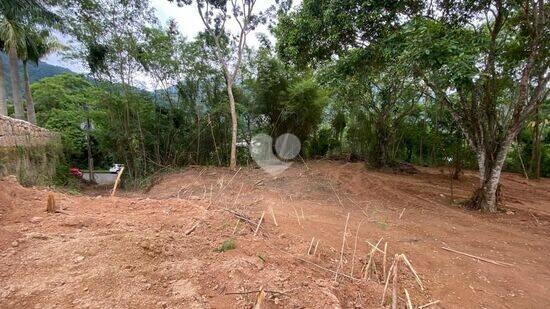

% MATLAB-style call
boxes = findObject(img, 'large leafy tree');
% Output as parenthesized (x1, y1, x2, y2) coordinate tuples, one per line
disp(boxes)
(274, 0, 423, 67)
(320, 44, 422, 167)
(249, 48, 328, 144)
(275, 0, 424, 167)
(403, 0, 548, 212)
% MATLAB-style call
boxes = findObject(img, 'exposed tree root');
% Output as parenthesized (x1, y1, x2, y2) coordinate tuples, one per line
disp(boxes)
(464, 184, 503, 211)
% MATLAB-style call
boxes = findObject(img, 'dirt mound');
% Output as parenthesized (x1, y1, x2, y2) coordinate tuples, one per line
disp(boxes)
(2, 162, 550, 308)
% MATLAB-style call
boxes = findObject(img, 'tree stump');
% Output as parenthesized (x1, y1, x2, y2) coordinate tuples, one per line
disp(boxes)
(46, 193, 56, 213)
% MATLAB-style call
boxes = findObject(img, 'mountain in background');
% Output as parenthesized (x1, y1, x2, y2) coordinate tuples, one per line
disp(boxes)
(1, 53, 74, 99)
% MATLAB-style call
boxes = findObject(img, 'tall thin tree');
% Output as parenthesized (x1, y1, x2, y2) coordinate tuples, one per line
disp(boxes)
(175, 0, 272, 170)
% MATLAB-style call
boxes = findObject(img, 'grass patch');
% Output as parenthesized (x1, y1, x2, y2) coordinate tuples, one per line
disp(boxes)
(214, 239, 236, 253)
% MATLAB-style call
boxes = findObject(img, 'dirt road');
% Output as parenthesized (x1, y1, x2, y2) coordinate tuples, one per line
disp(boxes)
(1, 161, 549, 308)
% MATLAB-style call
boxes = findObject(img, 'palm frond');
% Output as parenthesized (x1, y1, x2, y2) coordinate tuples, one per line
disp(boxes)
(0, 0, 61, 26)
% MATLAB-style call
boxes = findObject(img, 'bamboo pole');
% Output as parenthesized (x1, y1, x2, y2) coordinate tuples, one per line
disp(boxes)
(254, 211, 265, 236)
(334, 213, 350, 281)
(110, 166, 125, 197)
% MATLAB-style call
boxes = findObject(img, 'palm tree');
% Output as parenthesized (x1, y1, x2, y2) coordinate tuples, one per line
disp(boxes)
(22, 30, 64, 124)
(0, 18, 25, 119)
(0, 40, 7, 116)
(0, 0, 60, 120)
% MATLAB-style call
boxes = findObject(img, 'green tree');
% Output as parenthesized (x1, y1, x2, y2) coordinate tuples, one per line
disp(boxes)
(22, 29, 64, 124)
(173, 0, 275, 170)
(0, 0, 60, 120)
(403, 0, 548, 212)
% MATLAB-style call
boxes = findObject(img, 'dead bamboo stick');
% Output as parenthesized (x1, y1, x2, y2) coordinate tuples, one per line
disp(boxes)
(313, 239, 320, 256)
(365, 240, 385, 253)
(110, 166, 125, 197)
(392, 254, 400, 309)
(330, 182, 344, 207)
(399, 208, 406, 219)
(404, 288, 413, 309)
(307, 237, 315, 255)
(254, 211, 265, 236)
(232, 183, 244, 207)
(401, 254, 425, 290)
(382, 242, 388, 282)
(207, 184, 213, 209)
(363, 238, 383, 279)
(269, 207, 278, 226)
(292, 205, 302, 227)
(441, 247, 513, 267)
(350, 220, 364, 277)
(334, 213, 350, 281)
(232, 219, 240, 235)
(184, 221, 200, 235)
(418, 300, 440, 308)
(381, 259, 396, 306)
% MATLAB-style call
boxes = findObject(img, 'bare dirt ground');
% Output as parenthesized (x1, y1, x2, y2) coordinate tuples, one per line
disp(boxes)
(1, 160, 549, 308)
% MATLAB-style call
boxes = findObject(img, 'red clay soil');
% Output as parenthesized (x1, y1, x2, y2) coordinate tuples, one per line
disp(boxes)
(1, 161, 549, 308)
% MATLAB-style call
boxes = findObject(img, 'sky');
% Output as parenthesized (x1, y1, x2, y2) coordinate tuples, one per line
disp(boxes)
(44, 0, 302, 84)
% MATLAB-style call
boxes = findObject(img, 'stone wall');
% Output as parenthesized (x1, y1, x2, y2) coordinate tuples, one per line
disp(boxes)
(0, 115, 58, 147)
(0, 115, 62, 185)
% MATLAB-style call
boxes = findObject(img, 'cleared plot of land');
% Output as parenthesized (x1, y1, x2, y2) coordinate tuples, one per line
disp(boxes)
(1, 161, 549, 308)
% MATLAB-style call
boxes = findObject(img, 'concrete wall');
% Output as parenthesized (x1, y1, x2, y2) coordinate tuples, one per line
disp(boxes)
(82, 172, 117, 185)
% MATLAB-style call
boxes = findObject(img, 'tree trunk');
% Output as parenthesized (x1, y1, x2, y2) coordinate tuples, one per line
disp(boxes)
(196, 111, 201, 164)
(0, 55, 7, 116)
(468, 138, 513, 212)
(8, 47, 24, 120)
(22, 61, 37, 124)
(531, 108, 541, 179)
(226, 81, 238, 171)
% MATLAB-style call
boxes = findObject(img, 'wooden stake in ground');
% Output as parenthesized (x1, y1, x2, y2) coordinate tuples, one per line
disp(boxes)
(269, 207, 278, 226)
(391, 254, 400, 309)
(292, 205, 302, 227)
(307, 237, 315, 255)
(206, 184, 214, 210)
(363, 238, 383, 279)
(334, 213, 350, 281)
(46, 193, 56, 213)
(442, 247, 513, 267)
(110, 166, 125, 197)
(313, 239, 320, 256)
(382, 242, 388, 281)
(253, 286, 266, 309)
(399, 208, 406, 219)
(350, 220, 364, 277)
(381, 259, 396, 306)
(254, 211, 265, 236)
